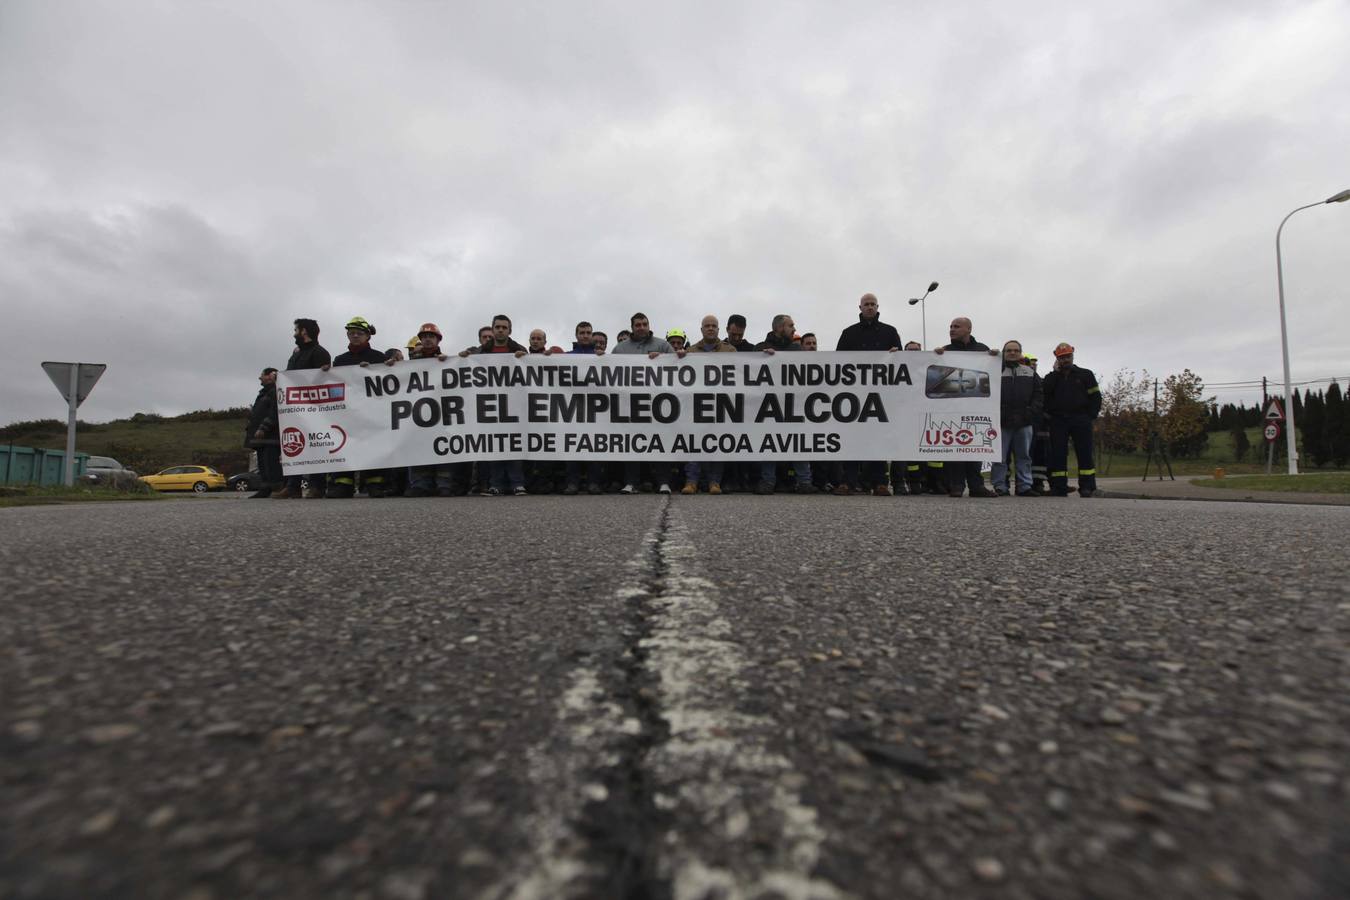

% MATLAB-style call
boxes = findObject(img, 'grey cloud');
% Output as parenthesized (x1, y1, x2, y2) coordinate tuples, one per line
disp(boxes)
(2, 0, 1349, 426)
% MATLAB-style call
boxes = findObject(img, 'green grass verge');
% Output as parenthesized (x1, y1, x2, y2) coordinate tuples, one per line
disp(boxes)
(0, 485, 168, 508)
(1187, 473, 1350, 493)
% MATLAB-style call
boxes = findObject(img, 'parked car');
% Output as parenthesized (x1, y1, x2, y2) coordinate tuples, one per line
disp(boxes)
(139, 465, 227, 493)
(81, 455, 140, 488)
(227, 470, 261, 492)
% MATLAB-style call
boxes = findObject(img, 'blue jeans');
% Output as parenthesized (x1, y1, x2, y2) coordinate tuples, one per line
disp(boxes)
(489, 460, 525, 491)
(760, 462, 811, 488)
(684, 461, 725, 486)
(991, 425, 1033, 493)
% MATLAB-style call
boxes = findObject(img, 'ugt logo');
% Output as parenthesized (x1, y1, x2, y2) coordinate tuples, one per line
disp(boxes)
(281, 427, 306, 458)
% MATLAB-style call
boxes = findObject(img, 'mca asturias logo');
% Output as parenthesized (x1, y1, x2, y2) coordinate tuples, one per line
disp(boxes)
(284, 383, 346, 405)
(919, 413, 998, 453)
(281, 425, 348, 458)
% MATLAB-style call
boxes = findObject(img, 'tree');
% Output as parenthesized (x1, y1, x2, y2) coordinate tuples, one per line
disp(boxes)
(1230, 426, 1251, 463)
(1326, 381, 1347, 467)
(1098, 368, 1152, 457)
(1159, 369, 1211, 458)
(1303, 389, 1327, 467)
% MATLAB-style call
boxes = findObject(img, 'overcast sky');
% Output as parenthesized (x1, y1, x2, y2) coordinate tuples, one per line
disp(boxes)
(2, 0, 1347, 426)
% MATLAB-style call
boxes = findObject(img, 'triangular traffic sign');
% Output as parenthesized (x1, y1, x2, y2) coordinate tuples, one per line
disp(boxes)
(1264, 398, 1284, 421)
(42, 362, 107, 408)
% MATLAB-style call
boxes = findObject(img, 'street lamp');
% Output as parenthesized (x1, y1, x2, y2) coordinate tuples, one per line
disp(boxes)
(907, 281, 940, 348)
(1275, 188, 1350, 475)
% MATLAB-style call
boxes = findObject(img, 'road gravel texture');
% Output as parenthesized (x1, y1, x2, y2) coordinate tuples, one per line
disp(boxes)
(1, 495, 1347, 899)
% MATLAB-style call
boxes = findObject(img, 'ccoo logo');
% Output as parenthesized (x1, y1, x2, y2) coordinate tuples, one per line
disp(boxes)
(281, 427, 306, 457)
(284, 383, 346, 405)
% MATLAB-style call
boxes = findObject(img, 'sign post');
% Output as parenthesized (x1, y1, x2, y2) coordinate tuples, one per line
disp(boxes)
(1262, 399, 1285, 476)
(41, 362, 107, 486)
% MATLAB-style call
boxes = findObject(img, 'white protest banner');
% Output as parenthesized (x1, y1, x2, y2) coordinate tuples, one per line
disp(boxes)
(277, 351, 1001, 474)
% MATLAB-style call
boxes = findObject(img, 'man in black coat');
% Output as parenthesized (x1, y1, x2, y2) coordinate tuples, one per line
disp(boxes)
(245, 367, 281, 498)
(275, 318, 331, 499)
(1042, 342, 1103, 497)
(935, 316, 999, 497)
(324, 316, 390, 498)
(834, 293, 901, 495)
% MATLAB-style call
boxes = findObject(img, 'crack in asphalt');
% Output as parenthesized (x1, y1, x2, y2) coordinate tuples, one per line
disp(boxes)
(573, 498, 675, 900)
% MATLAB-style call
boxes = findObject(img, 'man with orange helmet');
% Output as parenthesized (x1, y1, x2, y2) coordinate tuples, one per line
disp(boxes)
(1042, 342, 1102, 498)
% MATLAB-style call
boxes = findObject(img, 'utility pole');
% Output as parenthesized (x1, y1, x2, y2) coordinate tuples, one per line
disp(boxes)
(1142, 378, 1174, 481)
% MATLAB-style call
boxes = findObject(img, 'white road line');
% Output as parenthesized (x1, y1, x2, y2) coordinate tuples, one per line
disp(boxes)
(503, 662, 641, 900)
(500, 507, 846, 900)
(648, 508, 846, 900)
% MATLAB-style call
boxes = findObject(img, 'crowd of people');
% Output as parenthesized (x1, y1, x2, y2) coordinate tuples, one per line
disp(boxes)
(246, 295, 1102, 500)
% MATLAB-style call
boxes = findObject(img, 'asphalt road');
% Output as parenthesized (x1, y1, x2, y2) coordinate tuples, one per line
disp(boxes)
(2, 494, 1347, 899)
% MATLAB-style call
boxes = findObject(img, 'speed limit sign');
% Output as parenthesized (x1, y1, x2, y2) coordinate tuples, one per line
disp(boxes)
(1264, 422, 1281, 443)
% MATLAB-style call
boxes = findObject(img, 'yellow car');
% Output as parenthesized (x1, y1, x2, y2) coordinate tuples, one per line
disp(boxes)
(139, 465, 227, 493)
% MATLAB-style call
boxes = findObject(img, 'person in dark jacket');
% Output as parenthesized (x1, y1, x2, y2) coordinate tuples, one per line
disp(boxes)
(753, 314, 814, 494)
(1042, 342, 1102, 497)
(324, 316, 390, 498)
(990, 340, 1044, 496)
(834, 293, 902, 495)
(934, 316, 999, 497)
(725, 314, 756, 352)
(564, 322, 606, 494)
(245, 367, 281, 498)
(1023, 353, 1051, 492)
(463, 315, 527, 494)
(276, 318, 331, 499)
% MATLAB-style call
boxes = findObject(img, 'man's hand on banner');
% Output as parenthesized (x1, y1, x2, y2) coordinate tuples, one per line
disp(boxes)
(647, 351, 661, 360)
(320, 364, 331, 370)
(762, 347, 775, 355)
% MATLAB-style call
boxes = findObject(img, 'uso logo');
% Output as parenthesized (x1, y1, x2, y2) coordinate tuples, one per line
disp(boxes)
(284, 383, 346, 404)
(281, 427, 306, 458)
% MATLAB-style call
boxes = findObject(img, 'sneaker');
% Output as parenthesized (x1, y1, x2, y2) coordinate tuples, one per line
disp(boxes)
(1078, 488, 1095, 498)
(248, 489, 273, 499)
(832, 484, 851, 496)
(269, 487, 295, 499)
(620, 484, 636, 495)
(514, 486, 528, 496)
(795, 483, 815, 494)
(968, 487, 998, 498)
(995, 490, 1010, 496)
(681, 483, 698, 495)
(1016, 488, 1042, 497)
(872, 484, 893, 497)
(325, 483, 355, 499)
(483, 487, 503, 496)
(365, 484, 387, 499)
(948, 489, 965, 498)
(588, 483, 604, 495)
(658, 483, 671, 494)
(302, 485, 324, 499)
(708, 483, 722, 495)
(755, 481, 774, 495)
(563, 484, 579, 495)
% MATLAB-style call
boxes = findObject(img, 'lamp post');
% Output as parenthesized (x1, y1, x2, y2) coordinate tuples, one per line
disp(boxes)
(1275, 188, 1350, 475)
(907, 281, 940, 348)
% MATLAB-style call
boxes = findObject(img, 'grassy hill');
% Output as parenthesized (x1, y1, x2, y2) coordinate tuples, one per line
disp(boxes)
(0, 409, 252, 477)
